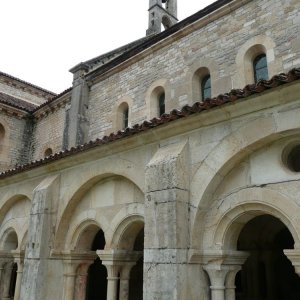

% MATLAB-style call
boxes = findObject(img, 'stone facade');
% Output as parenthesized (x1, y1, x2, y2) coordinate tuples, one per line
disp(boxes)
(1, 0, 300, 299)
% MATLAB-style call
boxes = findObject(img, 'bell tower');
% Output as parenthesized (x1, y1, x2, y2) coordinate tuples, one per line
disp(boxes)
(146, 0, 178, 36)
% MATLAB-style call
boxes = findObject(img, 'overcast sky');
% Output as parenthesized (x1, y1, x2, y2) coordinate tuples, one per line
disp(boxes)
(0, 0, 216, 93)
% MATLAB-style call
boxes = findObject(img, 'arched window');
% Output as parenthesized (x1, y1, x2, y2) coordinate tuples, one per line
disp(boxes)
(158, 92, 165, 116)
(116, 102, 129, 130)
(123, 106, 129, 129)
(253, 54, 268, 82)
(201, 75, 211, 100)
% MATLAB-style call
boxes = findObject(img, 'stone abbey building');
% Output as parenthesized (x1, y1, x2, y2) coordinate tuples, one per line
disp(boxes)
(1, 0, 300, 299)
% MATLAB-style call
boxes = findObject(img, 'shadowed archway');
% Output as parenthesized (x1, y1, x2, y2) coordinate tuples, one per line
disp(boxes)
(235, 215, 300, 300)
(85, 228, 107, 300)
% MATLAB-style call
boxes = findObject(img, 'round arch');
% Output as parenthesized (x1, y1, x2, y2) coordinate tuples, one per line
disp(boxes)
(0, 227, 18, 251)
(198, 188, 300, 251)
(55, 172, 144, 250)
(66, 218, 106, 251)
(234, 35, 277, 88)
(190, 113, 300, 241)
(112, 96, 133, 132)
(185, 57, 219, 103)
(145, 78, 171, 119)
(0, 194, 31, 226)
(110, 212, 144, 250)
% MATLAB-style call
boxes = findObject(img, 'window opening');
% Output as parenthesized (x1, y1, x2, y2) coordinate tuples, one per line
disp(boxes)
(201, 75, 211, 100)
(158, 93, 165, 116)
(123, 107, 129, 129)
(253, 54, 268, 82)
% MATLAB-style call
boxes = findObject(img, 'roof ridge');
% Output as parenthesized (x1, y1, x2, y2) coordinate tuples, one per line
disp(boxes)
(0, 71, 57, 96)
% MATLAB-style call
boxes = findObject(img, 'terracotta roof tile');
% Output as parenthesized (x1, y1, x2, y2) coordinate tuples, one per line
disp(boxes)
(1, 68, 300, 179)
(0, 92, 37, 112)
(31, 87, 72, 113)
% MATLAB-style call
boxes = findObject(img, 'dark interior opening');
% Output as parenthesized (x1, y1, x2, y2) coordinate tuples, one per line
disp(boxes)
(235, 215, 300, 300)
(85, 229, 107, 300)
(9, 263, 17, 298)
(129, 228, 144, 300)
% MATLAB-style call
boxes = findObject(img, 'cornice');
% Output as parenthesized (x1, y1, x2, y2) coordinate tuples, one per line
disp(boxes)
(0, 72, 56, 100)
(33, 91, 71, 120)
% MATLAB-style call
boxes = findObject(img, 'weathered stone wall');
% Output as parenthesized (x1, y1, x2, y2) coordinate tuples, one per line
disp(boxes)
(0, 112, 30, 171)
(0, 80, 300, 299)
(1, 0, 300, 299)
(31, 108, 66, 160)
(87, 0, 300, 140)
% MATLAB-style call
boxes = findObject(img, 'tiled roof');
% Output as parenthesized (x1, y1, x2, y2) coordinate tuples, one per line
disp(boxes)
(31, 87, 72, 113)
(0, 92, 37, 112)
(1, 68, 300, 179)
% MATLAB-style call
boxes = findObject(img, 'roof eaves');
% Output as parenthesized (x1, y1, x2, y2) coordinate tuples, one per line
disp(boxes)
(31, 87, 73, 113)
(0, 71, 57, 97)
(1, 67, 299, 179)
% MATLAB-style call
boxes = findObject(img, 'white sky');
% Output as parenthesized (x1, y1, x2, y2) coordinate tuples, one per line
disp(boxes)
(0, 0, 216, 93)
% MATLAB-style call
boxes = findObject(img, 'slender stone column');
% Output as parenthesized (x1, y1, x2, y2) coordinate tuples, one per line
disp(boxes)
(204, 267, 228, 300)
(225, 267, 241, 300)
(62, 262, 78, 300)
(1, 262, 14, 300)
(14, 261, 24, 300)
(105, 264, 120, 300)
(97, 250, 142, 300)
(119, 263, 136, 300)
(202, 251, 248, 300)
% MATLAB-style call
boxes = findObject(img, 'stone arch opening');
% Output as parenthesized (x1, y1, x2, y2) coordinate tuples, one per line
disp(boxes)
(1, 229, 18, 250)
(110, 217, 144, 300)
(235, 215, 300, 300)
(85, 227, 108, 300)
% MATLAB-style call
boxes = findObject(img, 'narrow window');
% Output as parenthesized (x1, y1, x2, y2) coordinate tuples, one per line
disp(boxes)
(158, 93, 165, 116)
(253, 54, 268, 82)
(201, 75, 211, 100)
(123, 107, 129, 129)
